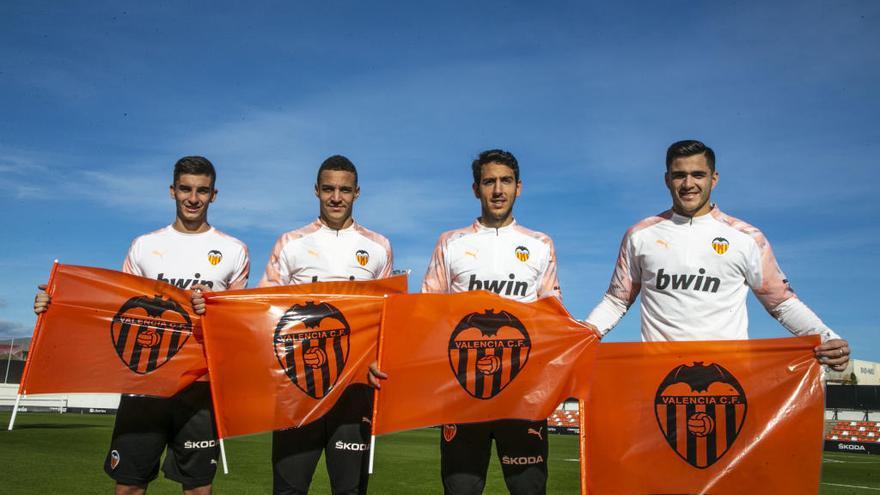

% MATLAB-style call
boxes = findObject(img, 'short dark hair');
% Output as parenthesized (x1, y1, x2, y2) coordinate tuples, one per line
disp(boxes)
(666, 140, 715, 171)
(173, 156, 216, 186)
(317, 155, 358, 185)
(472, 149, 519, 184)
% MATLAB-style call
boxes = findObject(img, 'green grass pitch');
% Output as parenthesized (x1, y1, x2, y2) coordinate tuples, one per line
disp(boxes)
(1, 412, 878, 494)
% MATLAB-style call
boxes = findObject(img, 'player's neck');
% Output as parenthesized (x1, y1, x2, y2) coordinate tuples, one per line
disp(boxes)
(319, 215, 354, 231)
(478, 214, 514, 229)
(172, 218, 211, 234)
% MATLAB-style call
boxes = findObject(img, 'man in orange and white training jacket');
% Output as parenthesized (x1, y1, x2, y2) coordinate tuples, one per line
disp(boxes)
(584, 139, 850, 370)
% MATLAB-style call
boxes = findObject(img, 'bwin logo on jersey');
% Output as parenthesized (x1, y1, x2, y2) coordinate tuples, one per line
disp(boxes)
(711, 237, 729, 255)
(273, 301, 350, 400)
(207, 250, 223, 265)
(448, 309, 531, 400)
(467, 274, 528, 297)
(110, 296, 192, 375)
(655, 268, 720, 293)
(655, 362, 747, 469)
(514, 246, 530, 262)
(158, 273, 215, 290)
(355, 250, 369, 266)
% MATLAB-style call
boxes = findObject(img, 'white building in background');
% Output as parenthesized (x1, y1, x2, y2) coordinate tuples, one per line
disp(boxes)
(827, 359, 880, 385)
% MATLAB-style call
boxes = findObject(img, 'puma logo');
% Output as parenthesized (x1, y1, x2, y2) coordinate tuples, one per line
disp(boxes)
(527, 427, 543, 440)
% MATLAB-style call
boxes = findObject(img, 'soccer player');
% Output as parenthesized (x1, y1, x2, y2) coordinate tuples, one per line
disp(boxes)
(257, 155, 393, 495)
(423, 149, 560, 495)
(584, 139, 850, 370)
(34, 156, 250, 495)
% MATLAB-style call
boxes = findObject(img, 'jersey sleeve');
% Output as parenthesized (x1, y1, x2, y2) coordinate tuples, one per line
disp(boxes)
(228, 244, 250, 290)
(536, 237, 561, 299)
(743, 230, 795, 311)
(121, 238, 143, 276)
(744, 230, 841, 341)
(258, 235, 292, 287)
(421, 236, 450, 294)
(585, 229, 641, 335)
(378, 238, 394, 278)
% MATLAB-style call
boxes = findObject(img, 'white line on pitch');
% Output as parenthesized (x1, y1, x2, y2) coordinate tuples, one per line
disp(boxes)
(821, 482, 880, 491)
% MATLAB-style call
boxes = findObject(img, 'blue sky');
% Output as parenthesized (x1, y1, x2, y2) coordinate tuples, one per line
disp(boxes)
(1, 1, 877, 360)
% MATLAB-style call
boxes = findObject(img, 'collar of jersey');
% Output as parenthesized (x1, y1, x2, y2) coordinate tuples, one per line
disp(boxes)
(669, 205, 721, 226)
(165, 224, 216, 236)
(314, 218, 358, 233)
(473, 218, 517, 233)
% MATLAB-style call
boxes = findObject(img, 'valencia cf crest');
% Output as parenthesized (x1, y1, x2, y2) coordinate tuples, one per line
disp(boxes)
(207, 250, 223, 265)
(355, 250, 369, 266)
(110, 295, 193, 374)
(654, 362, 747, 469)
(711, 237, 729, 255)
(443, 424, 457, 442)
(110, 450, 120, 470)
(273, 301, 351, 399)
(514, 246, 530, 262)
(448, 309, 531, 400)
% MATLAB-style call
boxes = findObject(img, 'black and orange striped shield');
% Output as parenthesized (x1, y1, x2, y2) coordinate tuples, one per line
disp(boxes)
(447, 309, 531, 400)
(273, 301, 351, 399)
(110, 295, 193, 375)
(654, 361, 747, 469)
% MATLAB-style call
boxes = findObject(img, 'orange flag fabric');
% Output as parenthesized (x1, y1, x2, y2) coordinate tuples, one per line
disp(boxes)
(201, 275, 407, 439)
(373, 292, 598, 435)
(21, 263, 206, 397)
(583, 336, 824, 495)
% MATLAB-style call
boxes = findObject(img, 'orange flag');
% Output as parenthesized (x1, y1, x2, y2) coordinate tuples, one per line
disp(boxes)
(373, 292, 598, 435)
(21, 263, 206, 397)
(582, 336, 823, 495)
(201, 275, 407, 439)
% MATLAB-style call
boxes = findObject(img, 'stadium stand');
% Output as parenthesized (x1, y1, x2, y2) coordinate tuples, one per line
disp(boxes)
(825, 420, 880, 443)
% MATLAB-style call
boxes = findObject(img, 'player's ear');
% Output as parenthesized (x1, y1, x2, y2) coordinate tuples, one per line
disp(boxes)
(472, 182, 480, 199)
(314, 183, 320, 199)
(354, 185, 360, 200)
(210, 188, 218, 203)
(711, 171, 719, 189)
(515, 180, 522, 198)
(169, 184, 176, 199)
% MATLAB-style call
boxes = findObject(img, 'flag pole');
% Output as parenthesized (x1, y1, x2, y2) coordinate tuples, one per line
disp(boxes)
(199, 291, 229, 474)
(10, 260, 60, 432)
(219, 438, 229, 474)
(368, 294, 390, 475)
(579, 399, 587, 495)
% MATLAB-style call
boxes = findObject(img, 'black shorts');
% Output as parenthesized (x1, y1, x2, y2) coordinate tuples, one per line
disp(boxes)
(104, 382, 218, 489)
(272, 384, 373, 495)
(440, 419, 548, 495)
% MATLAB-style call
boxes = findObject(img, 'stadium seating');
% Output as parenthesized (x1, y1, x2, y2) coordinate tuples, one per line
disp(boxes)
(548, 409, 580, 428)
(824, 420, 880, 443)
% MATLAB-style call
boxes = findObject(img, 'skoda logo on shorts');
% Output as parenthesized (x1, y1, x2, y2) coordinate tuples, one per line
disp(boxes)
(273, 301, 351, 399)
(654, 361, 747, 469)
(448, 309, 531, 400)
(110, 295, 193, 374)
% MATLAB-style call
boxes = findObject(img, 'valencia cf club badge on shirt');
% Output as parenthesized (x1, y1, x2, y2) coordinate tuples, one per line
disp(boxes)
(654, 361, 747, 469)
(355, 249, 369, 266)
(207, 249, 223, 265)
(443, 424, 457, 442)
(711, 237, 729, 255)
(514, 245, 530, 262)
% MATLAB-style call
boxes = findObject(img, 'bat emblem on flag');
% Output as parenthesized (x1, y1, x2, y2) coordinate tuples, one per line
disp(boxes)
(110, 295, 193, 374)
(654, 361, 747, 469)
(448, 309, 531, 400)
(273, 301, 351, 399)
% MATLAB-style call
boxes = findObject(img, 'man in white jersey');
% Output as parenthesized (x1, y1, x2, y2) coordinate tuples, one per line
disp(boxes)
(257, 155, 392, 495)
(585, 139, 849, 370)
(424, 149, 560, 495)
(34, 156, 249, 495)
